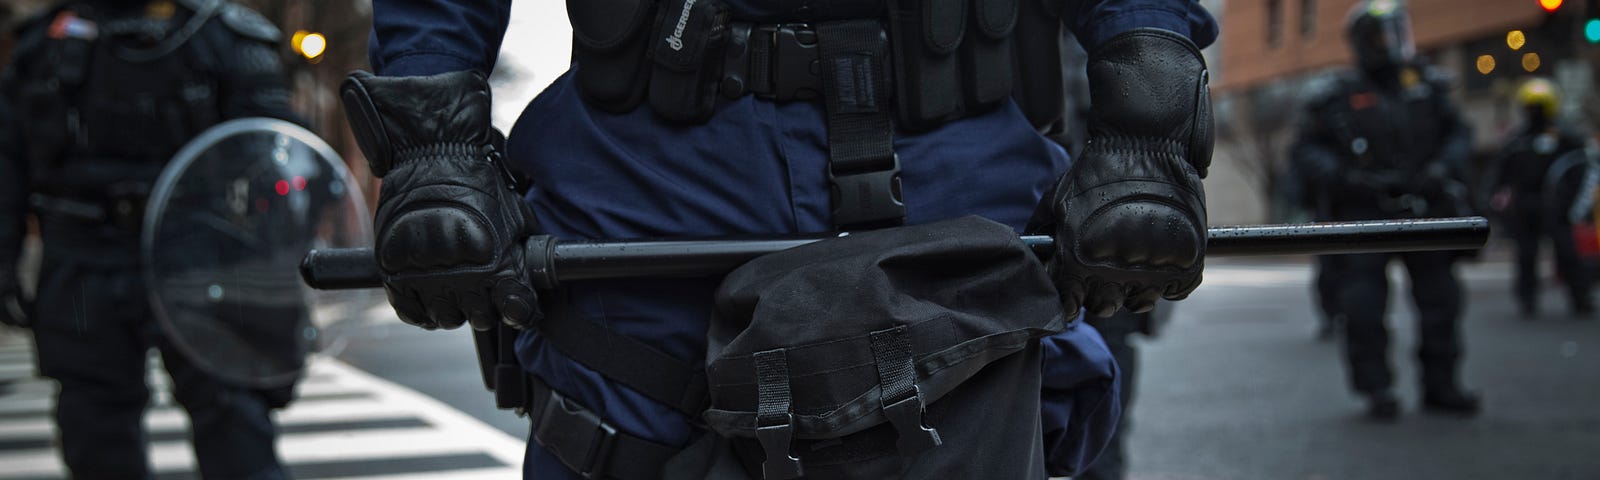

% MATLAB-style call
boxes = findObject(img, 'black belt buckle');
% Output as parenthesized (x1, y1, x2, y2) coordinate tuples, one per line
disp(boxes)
(533, 389, 619, 479)
(770, 23, 821, 101)
(829, 154, 906, 228)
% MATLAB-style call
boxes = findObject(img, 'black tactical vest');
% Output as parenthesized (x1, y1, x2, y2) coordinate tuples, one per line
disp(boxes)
(565, 0, 1068, 133)
(12, 3, 219, 195)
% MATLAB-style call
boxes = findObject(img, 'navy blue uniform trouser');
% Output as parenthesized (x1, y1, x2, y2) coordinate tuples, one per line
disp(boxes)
(1314, 255, 1344, 324)
(1337, 251, 1464, 395)
(1077, 311, 1142, 480)
(30, 251, 289, 480)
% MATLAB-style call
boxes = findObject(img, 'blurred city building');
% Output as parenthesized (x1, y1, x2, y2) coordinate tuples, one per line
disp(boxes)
(10, 1, 1592, 226)
(1206, 0, 1600, 224)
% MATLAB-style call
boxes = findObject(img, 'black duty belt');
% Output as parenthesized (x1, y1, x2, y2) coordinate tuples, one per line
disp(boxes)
(29, 192, 148, 231)
(721, 22, 827, 102)
(526, 374, 682, 480)
(721, 20, 904, 229)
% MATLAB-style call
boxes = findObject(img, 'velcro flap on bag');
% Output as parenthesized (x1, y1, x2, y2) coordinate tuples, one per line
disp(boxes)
(703, 216, 1067, 439)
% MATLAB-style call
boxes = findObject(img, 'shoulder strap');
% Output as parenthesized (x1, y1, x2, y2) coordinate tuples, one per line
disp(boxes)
(817, 20, 904, 230)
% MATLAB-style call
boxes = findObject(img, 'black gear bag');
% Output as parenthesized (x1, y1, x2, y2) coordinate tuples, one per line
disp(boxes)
(664, 216, 1067, 479)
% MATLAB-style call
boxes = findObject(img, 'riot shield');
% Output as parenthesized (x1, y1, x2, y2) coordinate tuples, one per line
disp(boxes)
(143, 118, 373, 388)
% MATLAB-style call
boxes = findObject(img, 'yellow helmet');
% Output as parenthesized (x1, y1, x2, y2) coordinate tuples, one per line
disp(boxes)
(1515, 77, 1560, 121)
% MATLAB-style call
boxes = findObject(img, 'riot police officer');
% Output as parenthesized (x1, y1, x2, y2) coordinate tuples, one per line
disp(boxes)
(1289, 145, 1349, 341)
(1291, 0, 1479, 421)
(1490, 77, 1594, 318)
(0, 0, 300, 477)
(347, 0, 1216, 478)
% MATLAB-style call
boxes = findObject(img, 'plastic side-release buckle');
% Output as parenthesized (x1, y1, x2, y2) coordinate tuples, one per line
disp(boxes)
(883, 384, 942, 455)
(771, 23, 821, 102)
(756, 413, 804, 479)
(533, 390, 619, 479)
(829, 154, 906, 228)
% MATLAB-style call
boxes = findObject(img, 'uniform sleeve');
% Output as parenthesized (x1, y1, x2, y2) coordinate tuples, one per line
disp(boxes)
(1038, 319, 1122, 477)
(368, 0, 513, 77)
(1059, 0, 1218, 51)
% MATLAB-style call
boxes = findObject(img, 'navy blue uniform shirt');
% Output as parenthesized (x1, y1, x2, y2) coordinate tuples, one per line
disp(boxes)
(367, 2, 1217, 478)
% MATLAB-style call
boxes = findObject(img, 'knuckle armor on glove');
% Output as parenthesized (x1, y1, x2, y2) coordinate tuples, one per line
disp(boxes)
(1037, 28, 1211, 318)
(340, 70, 541, 331)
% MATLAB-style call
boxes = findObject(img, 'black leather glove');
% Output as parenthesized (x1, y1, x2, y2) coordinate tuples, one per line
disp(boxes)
(341, 70, 540, 331)
(1031, 29, 1210, 318)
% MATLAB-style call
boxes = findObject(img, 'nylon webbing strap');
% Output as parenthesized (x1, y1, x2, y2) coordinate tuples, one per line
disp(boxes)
(525, 374, 681, 480)
(539, 300, 709, 416)
(754, 348, 803, 479)
(870, 324, 942, 454)
(816, 20, 904, 229)
(755, 349, 793, 426)
(869, 325, 916, 405)
(749, 29, 774, 99)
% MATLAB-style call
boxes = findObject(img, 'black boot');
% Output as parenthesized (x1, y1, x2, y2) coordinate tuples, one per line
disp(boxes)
(1422, 388, 1481, 417)
(1365, 391, 1400, 422)
(1317, 314, 1345, 341)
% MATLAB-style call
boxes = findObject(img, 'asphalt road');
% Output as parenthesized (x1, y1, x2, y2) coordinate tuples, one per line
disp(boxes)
(1128, 257, 1600, 480)
(333, 256, 1600, 479)
(330, 315, 531, 441)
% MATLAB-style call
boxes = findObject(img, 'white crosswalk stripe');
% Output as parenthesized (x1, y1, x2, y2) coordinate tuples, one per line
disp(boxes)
(0, 330, 525, 479)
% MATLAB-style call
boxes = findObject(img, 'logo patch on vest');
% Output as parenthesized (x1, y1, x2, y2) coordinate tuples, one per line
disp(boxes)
(48, 12, 98, 40)
(664, 0, 697, 51)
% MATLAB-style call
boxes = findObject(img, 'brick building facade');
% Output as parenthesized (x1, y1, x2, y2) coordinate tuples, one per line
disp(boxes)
(1203, 0, 1600, 224)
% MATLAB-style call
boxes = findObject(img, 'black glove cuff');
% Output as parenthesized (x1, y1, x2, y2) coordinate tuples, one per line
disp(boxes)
(341, 72, 394, 177)
(340, 70, 495, 178)
(1087, 28, 1213, 177)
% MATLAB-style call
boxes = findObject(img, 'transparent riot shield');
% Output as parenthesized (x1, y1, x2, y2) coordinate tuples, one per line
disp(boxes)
(143, 118, 373, 388)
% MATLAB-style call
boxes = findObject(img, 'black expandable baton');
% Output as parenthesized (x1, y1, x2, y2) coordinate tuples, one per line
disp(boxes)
(301, 217, 1491, 290)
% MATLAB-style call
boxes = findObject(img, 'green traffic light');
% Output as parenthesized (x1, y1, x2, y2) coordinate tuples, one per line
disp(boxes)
(1587, 18, 1600, 43)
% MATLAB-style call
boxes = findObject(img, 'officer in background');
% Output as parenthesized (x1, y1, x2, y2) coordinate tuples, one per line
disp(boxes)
(1283, 119, 1347, 341)
(1489, 77, 1594, 318)
(0, 0, 300, 477)
(1078, 307, 1168, 480)
(1291, 0, 1479, 421)
(1289, 149, 1349, 341)
(348, 0, 1216, 478)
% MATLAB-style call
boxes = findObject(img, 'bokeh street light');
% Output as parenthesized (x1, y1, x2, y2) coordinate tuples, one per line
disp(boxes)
(291, 30, 327, 63)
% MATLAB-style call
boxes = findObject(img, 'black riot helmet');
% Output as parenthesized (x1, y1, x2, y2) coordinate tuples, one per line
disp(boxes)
(1345, 0, 1415, 80)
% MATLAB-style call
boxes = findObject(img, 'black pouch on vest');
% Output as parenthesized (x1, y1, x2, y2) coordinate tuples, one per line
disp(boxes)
(887, 0, 966, 131)
(1010, 0, 1065, 132)
(648, 0, 731, 124)
(569, 0, 658, 113)
(19, 32, 94, 173)
(960, 0, 1015, 114)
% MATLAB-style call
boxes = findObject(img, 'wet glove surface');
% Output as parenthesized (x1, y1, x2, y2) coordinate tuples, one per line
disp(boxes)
(1031, 29, 1211, 318)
